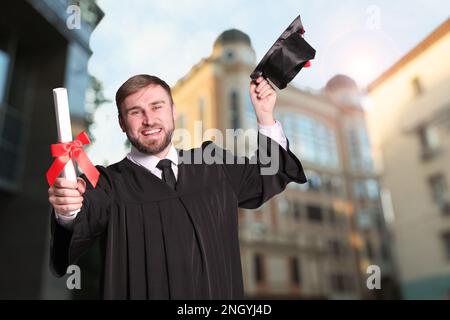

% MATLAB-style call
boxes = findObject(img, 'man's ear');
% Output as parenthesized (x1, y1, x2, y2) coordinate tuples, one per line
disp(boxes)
(118, 114, 126, 132)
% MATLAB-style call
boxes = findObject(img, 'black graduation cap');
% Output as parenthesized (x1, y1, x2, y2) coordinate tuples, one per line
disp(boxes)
(250, 15, 316, 90)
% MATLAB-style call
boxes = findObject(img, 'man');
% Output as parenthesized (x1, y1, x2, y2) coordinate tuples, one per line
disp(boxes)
(48, 74, 307, 299)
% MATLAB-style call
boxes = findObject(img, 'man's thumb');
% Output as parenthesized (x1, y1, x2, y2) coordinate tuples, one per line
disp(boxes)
(77, 177, 87, 194)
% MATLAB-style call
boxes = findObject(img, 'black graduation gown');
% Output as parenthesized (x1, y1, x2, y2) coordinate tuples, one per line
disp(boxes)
(50, 134, 307, 299)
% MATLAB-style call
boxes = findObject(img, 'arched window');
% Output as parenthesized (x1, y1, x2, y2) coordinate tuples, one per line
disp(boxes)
(230, 90, 240, 129)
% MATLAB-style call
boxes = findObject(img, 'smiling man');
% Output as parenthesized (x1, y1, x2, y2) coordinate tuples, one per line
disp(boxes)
(48, 74, 307, 299)
(118, 78, 176, 157)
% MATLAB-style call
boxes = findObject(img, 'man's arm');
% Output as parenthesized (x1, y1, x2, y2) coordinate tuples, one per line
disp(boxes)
(48, 168, 112, 277)
(250, 76, 277, 126)
(258, 120, 287, 151)
(54, 210, 79, 230)
(252, 76, 288, 150)
(218, 77, 307, 209)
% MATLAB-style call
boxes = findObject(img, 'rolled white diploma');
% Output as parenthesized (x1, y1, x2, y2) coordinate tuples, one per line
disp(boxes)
(52, 88, 77, 183)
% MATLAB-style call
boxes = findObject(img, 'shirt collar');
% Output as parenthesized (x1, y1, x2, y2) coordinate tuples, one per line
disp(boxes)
(128, 144, 178, 172)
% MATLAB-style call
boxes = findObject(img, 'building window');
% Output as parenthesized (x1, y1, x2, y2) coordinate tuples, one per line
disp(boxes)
(330, 273, 354, 293)
(357, 208, 372, 229)
(329, 207, 337, 224)
(381, 242, 391, 262)
(306, 170, 321, 191)
(429, 173, 450, 214)
(0, 30, 11, 105)
(330, 274, 347, 293)
(225, 50, 234, 61)
(412, 76, 423, 96)
(279, 113, 339, 168)
(353, 180, 367, 199)
(331, 176, 344, 197)
(2, 110, 23, 146)
(420, 126, 439, 149)
(300, 116, 339, 167)
(0, 145, 19, 183)
(322, 175, 333, 194)
(329, 239, 342, 259)
(0, 50, 10, 104)
(366, 179, 380, 199)
(365, 240, 374, 260)
(198, 97, 205, 125)
(441, 232, 450, 261)
(254, 254, 264, 283)
(0, 30, 27, 190)
(374, 210, 386, 232)
(306, 205, 323, 222)
(347, 126, 373, 172)
(353, 179, 379, 200)
(292, 201, 301, 221)
(277, 196, 289, 217)
(419, 125, 440, 160)
(230, 90, 240, 129)
(291, 257, 301, 285)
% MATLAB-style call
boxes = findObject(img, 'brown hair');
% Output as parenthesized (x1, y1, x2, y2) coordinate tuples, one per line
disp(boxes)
(115, 74, 174, 115)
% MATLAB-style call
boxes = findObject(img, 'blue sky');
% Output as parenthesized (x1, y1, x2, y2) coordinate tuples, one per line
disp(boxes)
(86, 0, 449, 165)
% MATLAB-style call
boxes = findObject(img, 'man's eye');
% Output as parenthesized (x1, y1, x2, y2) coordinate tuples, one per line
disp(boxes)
(130, 110, 140, 115)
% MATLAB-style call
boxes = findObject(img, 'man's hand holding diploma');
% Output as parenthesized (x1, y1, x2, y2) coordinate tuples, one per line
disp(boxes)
(48, 177, 86, 215)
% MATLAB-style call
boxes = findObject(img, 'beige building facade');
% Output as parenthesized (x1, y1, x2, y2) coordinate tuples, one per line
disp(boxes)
(367, 18, 450, 299)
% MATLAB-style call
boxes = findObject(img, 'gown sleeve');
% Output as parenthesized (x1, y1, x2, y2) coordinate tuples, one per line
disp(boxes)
(49, 165, 112, 277)
(218, 132, 308, 209)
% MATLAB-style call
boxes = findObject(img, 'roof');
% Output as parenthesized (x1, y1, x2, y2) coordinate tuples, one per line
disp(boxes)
(213, 29, 251, 47)
(368, 18, 450, 92)
(325, 74, 358, 91)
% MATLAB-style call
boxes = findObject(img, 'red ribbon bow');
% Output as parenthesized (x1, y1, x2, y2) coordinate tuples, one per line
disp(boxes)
(46, 131, 99, 188)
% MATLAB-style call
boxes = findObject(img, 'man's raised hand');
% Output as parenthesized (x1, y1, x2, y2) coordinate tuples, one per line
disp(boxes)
(249, 76, 277, 126)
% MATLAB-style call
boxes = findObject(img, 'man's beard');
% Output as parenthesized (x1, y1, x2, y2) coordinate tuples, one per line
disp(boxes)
(127, 123, 174, 155)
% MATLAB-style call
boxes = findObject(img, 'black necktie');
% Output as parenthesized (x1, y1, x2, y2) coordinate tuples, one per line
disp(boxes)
(156, 159, 176, 190)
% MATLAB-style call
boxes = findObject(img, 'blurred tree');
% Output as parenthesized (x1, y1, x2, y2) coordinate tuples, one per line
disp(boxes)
(84, 75, 111, 144)
(70, 0, 103, 28)
(124, 137, 131, 149)
(85, 75, 130, 150)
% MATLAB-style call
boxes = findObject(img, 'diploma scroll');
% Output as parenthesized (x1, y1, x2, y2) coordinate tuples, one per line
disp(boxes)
(52, 88, 77, 183)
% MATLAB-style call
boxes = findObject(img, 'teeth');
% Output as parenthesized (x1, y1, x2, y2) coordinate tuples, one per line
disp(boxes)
(142, 128, 161, 135)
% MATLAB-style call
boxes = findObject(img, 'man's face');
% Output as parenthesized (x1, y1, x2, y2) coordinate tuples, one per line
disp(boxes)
(119, 84, 176, 156)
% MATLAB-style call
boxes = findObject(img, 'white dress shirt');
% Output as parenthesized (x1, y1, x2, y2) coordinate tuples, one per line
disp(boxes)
(55, 121, 287, 228)
(126, 142, 179, 181)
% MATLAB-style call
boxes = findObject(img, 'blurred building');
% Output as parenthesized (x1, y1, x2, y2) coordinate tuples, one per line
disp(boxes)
(367, 18, 450, 299)
(0, 0, 103, 299)
(172, 29, 397, 299)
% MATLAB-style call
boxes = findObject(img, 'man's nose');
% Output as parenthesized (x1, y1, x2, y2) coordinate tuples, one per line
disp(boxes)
(142, 111, 155, 126)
